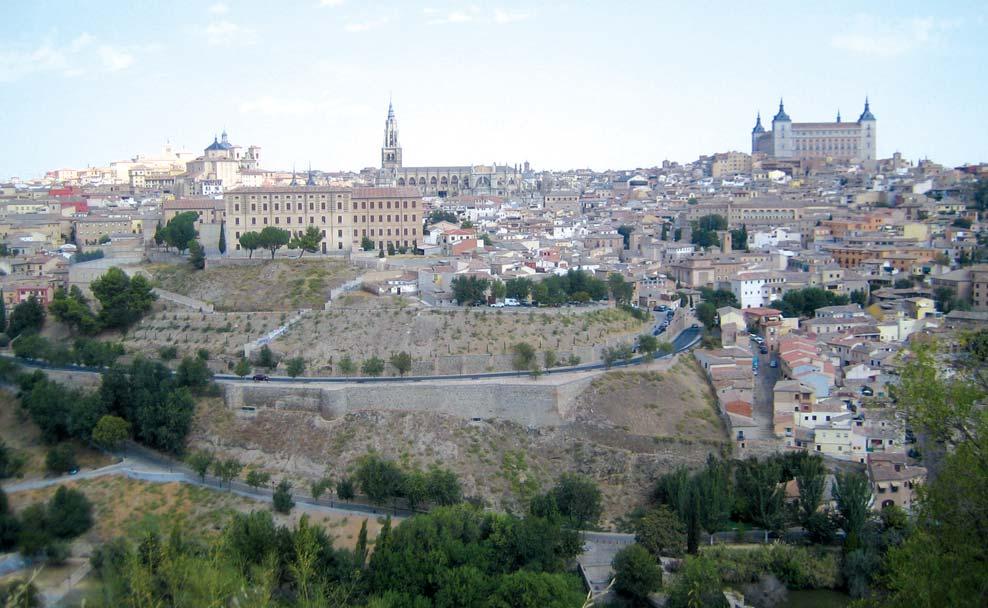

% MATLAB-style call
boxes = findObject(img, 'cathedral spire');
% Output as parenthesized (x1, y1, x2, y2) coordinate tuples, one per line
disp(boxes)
(290, 163, 298, 187)
(858, 96, 875, 121)
(752, 111, 765, 134)
(306, 162, 315, 186)
(773, 98, 790, 122)
(836, 109, 841, 123)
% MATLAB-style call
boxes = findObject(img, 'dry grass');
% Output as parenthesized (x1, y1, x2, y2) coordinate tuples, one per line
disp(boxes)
(148, 259, 360, 311)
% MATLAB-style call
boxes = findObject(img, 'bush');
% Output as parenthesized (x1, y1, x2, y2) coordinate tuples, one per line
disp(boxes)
(158, 346, 178, 361)
(47, 486, 94, 539)
(612, 544, 663, 603)
(91, 415, 130, 450)
(701, 544, 840, 590)
(272, 479, 294, 513)
(45, 444, 77, 475)
(336, 477, 356, 501)
(636, 506, 687, 558)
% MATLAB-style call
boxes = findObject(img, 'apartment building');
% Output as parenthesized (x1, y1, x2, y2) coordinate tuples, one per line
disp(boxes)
(225, 185, 422, 254)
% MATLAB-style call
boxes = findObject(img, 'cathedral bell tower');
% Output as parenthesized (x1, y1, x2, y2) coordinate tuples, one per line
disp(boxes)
(381, 100, 402, 170)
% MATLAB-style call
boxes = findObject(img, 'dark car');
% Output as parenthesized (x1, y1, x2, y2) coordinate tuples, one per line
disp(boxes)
(252, 374, 270, 382)
(759, 346, 768, 354)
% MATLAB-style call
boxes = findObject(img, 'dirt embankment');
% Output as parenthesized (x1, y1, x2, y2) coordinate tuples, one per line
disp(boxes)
(191, 357, 728, 525)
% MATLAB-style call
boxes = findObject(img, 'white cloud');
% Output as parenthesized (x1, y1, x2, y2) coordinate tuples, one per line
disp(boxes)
(831, 15, 958, 57)
(494, 8, 531, 24)
(0, 33, 142, 82)
(98, 45, 135, 71)
(203, 20, 256, 45)
(208, 2, 229, 14)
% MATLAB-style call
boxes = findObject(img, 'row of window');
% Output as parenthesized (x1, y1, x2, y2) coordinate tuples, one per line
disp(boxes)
(233, 215, 418, 227)
(233, 200, 417, 213)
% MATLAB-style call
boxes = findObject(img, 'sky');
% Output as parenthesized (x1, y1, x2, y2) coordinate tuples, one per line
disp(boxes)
(1, 0, 986, 179)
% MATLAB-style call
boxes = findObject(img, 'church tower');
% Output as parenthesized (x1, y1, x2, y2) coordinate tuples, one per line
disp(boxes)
(381, 100, 402, 170)
(771, 98, 792, 158)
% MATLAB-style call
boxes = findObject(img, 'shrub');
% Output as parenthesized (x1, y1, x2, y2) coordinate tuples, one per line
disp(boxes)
(45, 444, 77, 475)
(612, 544, 662, 602)
(158, 346, 178, 361)
(273, 479, 294, 513)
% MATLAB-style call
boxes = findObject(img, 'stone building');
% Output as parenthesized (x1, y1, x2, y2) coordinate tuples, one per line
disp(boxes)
(751, 99, 877, 162)
(375, 101, 528, 198)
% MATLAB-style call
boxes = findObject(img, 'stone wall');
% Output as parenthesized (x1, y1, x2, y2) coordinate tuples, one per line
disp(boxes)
(223, 375, 596, 427)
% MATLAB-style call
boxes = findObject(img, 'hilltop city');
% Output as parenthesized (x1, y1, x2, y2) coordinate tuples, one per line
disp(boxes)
(0, 95, 986, 607)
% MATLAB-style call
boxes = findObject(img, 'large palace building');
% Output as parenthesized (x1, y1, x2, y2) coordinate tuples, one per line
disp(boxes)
(376, 101, 528, 198)
(225, 184, 423, 254)
(751, 99, 876, 162)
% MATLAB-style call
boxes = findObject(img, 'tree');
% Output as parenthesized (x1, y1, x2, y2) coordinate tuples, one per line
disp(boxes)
(636, 506, 686, 558)
(698, 287, 739, 309)
(176, 356, 213, 391)
(617, 225, 634, 249)
(505, 277, 532, 301)
(426, 467, 462, 506)
(188, 240, 206, 269)
(771, 287, 849, 318)
(45, 444, 77, 474)
(511, 342, 537, 372)
(451, 275, 490, 305)
(288, 226, 323, 258)
(213, 458, 243, 488)
(187, 451, 214, 482)
(7, 295, 45, 338)
(833, 470, 872, 550)
(612, 544, 662, 605)
(245, 468, 271, 490)
(234, 357, 251, 378)
(310, 477, 331, 501)
(218, 222, 226, 255)
(490, 279, 506, 300)
(850, 289, 868, 307)
(0, 295, 5, 333)
(794, 454, 826, 524)
(161, 211, 198, 253)
(336, 477, 356, 501)
(285, 356, 305, 378)
(258, 226, 291, 259)
(47, 486, 93, 539)
(730, 224, 748, 250)
(272, 479, 294, 513)
(736, 457, 785, 531)
(92, 415, 130, 450)
(337, 355, 355, 376)
(355, 454, 404, 504)
(361, 236, 375, 251)
(639, 334, 659, 359)
(361, 356, 385, 377)
(543, 349, 558, 369)
(91, 268, 156, 330)
(256, 345, 276, 369)
(48, 286, 98, 335)
(544, 473, 603, 528)
(402, 470, 429, 510)
(389, 352, 412, 376)
(696, 302, 717, 330)
(238, 231, 260, 258)
(608, 273, 634, 305)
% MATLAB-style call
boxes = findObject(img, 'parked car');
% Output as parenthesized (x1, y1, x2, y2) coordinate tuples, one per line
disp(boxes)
(490, 302, 505, 308)
(252, 374, 270, 382)
(862, 386, 874, 396)
(759, 346, 768, 354)
(770, 359, 778, 368)
(505, 298, 520, 306)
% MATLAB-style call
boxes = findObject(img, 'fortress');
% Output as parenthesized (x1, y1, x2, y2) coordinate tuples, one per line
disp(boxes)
(751, 98, 876, 162)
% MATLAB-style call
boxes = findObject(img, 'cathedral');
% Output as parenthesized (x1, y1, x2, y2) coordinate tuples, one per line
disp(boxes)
(751, 99, 876, 162)
(376, 101, 529, 198)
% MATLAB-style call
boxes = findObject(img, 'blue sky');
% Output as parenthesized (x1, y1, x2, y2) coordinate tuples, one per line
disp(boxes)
(1, 0, 985, 179)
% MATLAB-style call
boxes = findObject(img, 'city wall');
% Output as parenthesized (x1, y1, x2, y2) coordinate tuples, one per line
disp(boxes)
(222, 375, 595, 427)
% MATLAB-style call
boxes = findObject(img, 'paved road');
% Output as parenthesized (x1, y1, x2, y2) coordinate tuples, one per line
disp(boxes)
(0, 327, 703, 385)
(749, 345, 780, 440)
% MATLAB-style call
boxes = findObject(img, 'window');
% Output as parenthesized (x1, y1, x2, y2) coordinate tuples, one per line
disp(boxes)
(338, 230, 343, 237)
(338, 216, 342, 224)
(251, 217, 256, 225)
(337, 202, 342, 210)
(235, 218, 240, 225)
(276, 217, 281, 225)
(321, 216, 326, 223)
(235, 204, 240, 211)
(262, 218, 268, 225)
(251, 203, 256, 211)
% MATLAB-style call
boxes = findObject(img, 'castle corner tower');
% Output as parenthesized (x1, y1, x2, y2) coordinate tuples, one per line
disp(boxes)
(381, 100, 402, 170)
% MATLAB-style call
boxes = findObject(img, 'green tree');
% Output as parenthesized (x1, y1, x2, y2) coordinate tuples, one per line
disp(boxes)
(543, 349, 558, 369)
(256, 345, 276, 369)
(48, 286, 98, 335)
(213, 458, 243, 488)
(612, 544, 662, 605)
(608, 273, 634, 305)
(337, 355, 355, 376)
(426, 467, 462, 506)
(161, 211, 198, 253)
(491, 279, 506, 300)
(696, 302, 717, 329)
(310, 477, 331, 501)
(402, 470, 429, 510)
(771, 287, 850, 318)
(238, 231, 260, 258)
(218, 221, 226, 254)
(543, 473, 602, 528)
(47, 486, 93, 539)
(336, 476, 356, 501)
(91, 415, 130, 450)
(505, 277, 532, 301)
(90, 267, 156, 330)
(245, 468, 271, 490)
(736, 457, 785, 531)
(188, 239, 205, 269)
(451, 275, 490, 305)
(361, 236, 375, 251)
(355, 454, 404, 504)
(361, 356, 385, 377)
(511, 342, 537, 372)
(288, 225, 324, 258)
(794, 454, 826, 524)
(258, 226, 291, 259)
(234, 357, 251, 378)
(639, 333, 659, 359)
(666, 556, 728, 608)
(850, 289, 868, 307)
(0, 295, 6, 333)
(636, 506, 686, 558)
(272, 479, 294, 513)
(7, 295, 45, 338)
(175, 356, 213, 391)
(832, 471, 872, 551)
(45, 443, 77, 474)
(617, 225, 634, 249)
(389, 351, 412, 376)
(285, 356, 306, 378)
(187, 450, 214, 482)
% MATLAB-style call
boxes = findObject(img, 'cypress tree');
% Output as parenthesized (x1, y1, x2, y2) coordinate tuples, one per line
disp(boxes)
(218, 222, 227, 255)
(0, 292, 6, 333)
